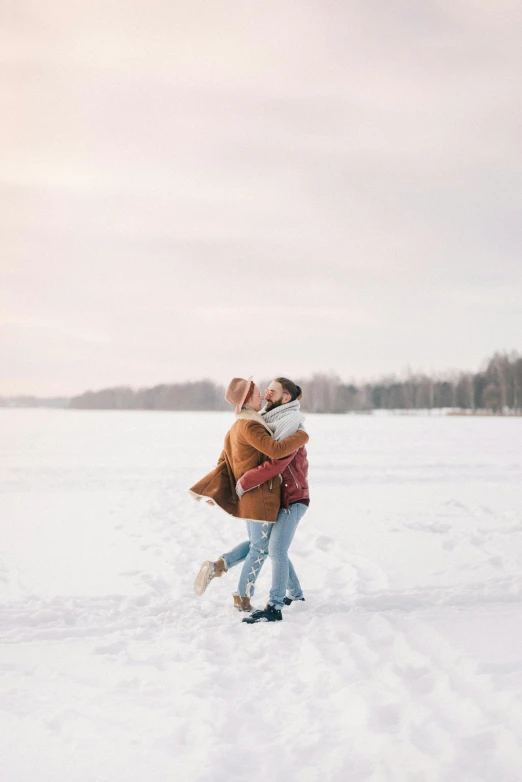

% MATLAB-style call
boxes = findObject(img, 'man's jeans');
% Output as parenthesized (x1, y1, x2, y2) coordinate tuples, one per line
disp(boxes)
(269, 502, 307, 609)
(221, 521, 271, 597)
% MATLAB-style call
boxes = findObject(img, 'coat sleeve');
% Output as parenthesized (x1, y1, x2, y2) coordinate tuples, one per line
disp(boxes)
(239, 453, 296, 492)
(242, 422, 308, 459)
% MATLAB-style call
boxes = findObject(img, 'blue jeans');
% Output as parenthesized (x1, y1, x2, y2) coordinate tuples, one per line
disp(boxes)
(268, 503, 307, 609)
(221, 521, 271, 597)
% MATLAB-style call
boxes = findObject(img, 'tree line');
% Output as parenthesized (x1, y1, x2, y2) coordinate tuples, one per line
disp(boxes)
(64, 351, 521, 414)
(69, 381, 229, 412)
(2, 351, 520, 414)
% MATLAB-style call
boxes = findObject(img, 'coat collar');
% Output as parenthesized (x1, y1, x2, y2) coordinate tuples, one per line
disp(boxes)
(235, 408, 273, 434)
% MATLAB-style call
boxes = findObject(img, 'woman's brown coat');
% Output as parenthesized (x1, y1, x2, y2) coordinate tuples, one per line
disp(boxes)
(189, 411, 309, 522)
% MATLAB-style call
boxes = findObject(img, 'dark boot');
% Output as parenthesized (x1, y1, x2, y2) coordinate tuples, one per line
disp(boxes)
(242, 604, 282, 624)
(283, 596, 305, 606)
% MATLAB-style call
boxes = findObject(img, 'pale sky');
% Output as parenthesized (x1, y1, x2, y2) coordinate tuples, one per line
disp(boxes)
(2, 0, 521, 395)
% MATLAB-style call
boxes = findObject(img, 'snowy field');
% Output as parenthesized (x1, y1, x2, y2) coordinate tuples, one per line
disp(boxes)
(1, 409, 522, 782)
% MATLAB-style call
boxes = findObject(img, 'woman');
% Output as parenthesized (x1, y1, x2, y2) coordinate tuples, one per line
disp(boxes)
(237, 377, 310, 624)
(190, 377, 308, 612)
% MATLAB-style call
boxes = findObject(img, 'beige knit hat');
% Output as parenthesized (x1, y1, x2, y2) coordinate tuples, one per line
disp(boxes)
(225, 377, 254, 414)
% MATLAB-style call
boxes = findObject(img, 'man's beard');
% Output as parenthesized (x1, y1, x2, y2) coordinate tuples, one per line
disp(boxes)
(265, 399, 284, 412)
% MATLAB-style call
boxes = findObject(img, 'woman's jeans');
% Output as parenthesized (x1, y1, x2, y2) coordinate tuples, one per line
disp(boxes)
(221, 503, 307, 603)
(221, 520, 271, 597)
(269, 502, 307, 609)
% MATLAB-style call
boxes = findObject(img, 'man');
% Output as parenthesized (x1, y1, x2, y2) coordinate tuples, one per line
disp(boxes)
(238, 377, 310, 624)
(191, 378, 308, 612)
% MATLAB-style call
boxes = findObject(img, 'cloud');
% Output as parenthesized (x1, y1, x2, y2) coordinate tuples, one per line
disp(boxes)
(1, 1, 521, 394)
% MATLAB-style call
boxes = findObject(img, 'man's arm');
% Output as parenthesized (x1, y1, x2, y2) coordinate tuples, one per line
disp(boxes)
(238, 453, 296, 494)
(243, 422, 308, 459)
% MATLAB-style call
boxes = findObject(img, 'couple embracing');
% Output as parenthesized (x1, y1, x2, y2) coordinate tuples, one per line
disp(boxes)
(189, 376, 310, 624)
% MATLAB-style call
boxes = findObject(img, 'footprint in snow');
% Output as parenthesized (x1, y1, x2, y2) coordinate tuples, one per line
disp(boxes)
(315, 535, 335, 551)
(371, 702, 402, 733)
(93, 640, 127, 656)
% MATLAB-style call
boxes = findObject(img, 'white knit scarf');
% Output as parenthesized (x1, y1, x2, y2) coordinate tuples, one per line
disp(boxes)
(261, 400, 305, 441)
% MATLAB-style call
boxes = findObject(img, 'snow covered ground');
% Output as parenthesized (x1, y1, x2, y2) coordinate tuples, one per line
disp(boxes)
(1, 409, 522, 782)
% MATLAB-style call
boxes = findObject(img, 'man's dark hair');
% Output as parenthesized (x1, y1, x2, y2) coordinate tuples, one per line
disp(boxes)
(275, 377, 302, 402)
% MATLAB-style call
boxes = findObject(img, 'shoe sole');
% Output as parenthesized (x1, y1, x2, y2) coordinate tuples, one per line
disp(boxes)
(194, 561, 213, 596)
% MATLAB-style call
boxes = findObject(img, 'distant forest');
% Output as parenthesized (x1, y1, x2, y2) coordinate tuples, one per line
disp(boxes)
(2, 351, 520, 414)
